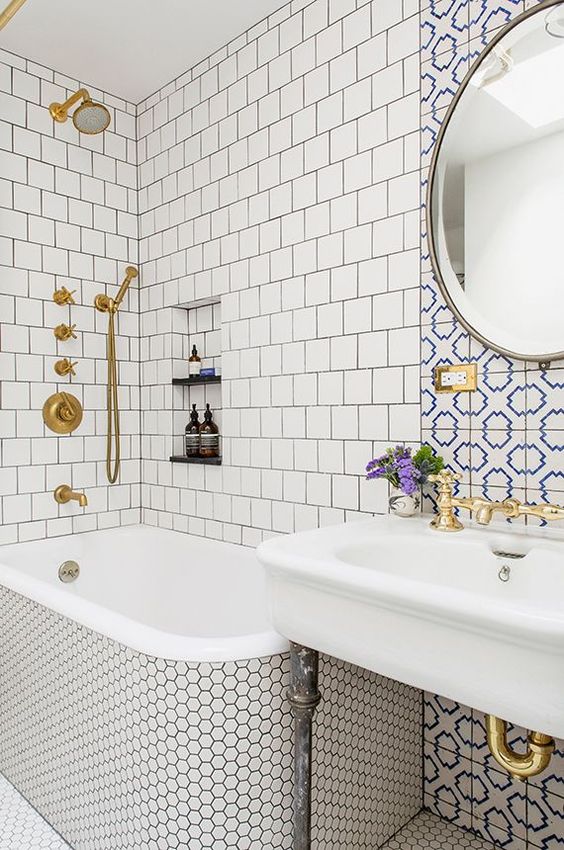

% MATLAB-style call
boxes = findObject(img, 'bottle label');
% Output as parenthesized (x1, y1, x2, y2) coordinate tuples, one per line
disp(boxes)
(189, 362, 201, 376)
(200, 434, 219, 451)
(185, 434, 200, 455)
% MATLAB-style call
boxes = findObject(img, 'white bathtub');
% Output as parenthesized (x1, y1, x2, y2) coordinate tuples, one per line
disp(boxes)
(0, 524, 287, 662)
(0, 524, 423, 850)
(0, 524, 294, 850)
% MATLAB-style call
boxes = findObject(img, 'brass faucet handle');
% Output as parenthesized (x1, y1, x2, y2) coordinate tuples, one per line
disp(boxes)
(429, 469, 465, 533)
(54, 358, 78, 377)
(54, 323, 77, 341)
(428, 469, 462, 489)
(53, 286, 77, 306)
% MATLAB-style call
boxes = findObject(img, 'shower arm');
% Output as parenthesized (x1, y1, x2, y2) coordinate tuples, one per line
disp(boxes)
(49, 89, 90, 123)
(0, 0, 27, 31)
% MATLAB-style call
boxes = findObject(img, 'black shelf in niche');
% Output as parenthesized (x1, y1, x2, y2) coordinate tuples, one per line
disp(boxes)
(172, 375, 221, 386)
(170, 455, 222, 466)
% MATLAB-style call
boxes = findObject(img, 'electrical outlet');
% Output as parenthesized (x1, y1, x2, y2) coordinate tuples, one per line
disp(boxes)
(434, 364, 478, 393)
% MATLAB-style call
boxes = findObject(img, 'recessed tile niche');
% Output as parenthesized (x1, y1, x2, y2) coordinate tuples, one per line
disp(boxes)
(171, 298, 222, 465)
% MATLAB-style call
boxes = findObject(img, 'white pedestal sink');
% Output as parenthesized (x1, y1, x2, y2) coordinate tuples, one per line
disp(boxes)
(257, 515, 564, 738)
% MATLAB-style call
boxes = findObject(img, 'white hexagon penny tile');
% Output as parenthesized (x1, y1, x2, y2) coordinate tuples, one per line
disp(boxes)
(0, 774, 70, 849)
(382, 811, 497, 850)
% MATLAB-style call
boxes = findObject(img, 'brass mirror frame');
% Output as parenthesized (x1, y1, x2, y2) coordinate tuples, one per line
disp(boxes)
(427, 0, 564, 367)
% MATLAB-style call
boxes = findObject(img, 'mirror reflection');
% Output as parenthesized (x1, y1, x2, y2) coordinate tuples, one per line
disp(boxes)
(430, 2, 564, 362)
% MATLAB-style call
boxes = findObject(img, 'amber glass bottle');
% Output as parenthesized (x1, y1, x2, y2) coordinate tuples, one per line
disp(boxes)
(199, 404, 219, 458)
(185, 404, 200, 457)
(188, 344, 201, 376)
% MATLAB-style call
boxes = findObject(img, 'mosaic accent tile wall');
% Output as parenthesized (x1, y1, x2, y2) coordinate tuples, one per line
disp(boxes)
(424, 693, 564, 850)
(421, 0, 564, 515)
(421, 2, 564, 849)
(0, 585, 422, 850)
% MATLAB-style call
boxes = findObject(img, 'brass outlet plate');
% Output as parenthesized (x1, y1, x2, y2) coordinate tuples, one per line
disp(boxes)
(434, 363, 478, 393)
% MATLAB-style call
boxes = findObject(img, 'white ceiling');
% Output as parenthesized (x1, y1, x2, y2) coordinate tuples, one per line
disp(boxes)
(0, 0, 285, 103)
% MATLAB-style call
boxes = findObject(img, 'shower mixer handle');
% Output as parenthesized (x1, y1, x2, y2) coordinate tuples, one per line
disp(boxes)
(53, 286, 76, 306)
(54, 323, 77, 341)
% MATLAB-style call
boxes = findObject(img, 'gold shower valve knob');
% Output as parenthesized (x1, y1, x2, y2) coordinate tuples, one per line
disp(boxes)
(42, 392, 83, 434)
(54, 323, 77, 341)
(54, 358, 78, 377)
(53, 287, 76, 306)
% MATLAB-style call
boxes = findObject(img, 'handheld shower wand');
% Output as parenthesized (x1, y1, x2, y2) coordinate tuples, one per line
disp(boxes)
(95, 266, 138, 484)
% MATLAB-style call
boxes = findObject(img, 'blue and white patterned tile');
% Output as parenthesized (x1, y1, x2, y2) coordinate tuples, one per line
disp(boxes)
(529, 740, 564, 801)
(422, 108, 448, 169)
(423, 429, 471, 483)
(469, 433, 527, 495)
(425, 745, 473, 813)
(468, 366, 528, 432)
(424, 792, 475, 832)
(469, 0, 525, 39)
(527, 784, 564, 850)
(421, 48, 472, 116)
(525, 433, 564, 499)
(422, 320, 472, 373)
(525, 369, 564, 433)
(422, 0, 471, 62)
(425, 693, 474, 756)
(472, 763, 527, 841)
(422, 374, 472, 424)
(472, 817, 527, 850)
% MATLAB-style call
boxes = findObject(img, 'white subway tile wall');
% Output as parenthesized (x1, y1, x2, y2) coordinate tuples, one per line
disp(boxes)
(138, 0, 422, 543)
(0, 51, 141, 543)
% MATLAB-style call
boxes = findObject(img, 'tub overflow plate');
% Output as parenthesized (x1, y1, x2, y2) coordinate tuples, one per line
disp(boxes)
(59, 560, 80, 583)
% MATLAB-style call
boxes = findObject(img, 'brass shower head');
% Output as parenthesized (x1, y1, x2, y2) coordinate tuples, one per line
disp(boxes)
(49, 88, 111, 135)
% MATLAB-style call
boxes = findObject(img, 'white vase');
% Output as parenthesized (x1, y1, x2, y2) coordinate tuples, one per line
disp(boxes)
(389, 487, 421, 518)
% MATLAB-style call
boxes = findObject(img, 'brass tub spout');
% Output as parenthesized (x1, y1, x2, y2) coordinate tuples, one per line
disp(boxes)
(486, 715, 554, 781)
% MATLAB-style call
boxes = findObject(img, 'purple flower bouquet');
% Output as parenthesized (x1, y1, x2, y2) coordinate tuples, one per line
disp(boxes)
(366, 445, 444, 516)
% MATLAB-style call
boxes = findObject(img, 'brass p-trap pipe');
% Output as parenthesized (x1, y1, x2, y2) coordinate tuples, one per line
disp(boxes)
(486, 715, 554, 781)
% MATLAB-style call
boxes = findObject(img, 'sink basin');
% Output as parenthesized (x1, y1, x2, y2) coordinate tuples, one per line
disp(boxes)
(257, 516, 564, 738)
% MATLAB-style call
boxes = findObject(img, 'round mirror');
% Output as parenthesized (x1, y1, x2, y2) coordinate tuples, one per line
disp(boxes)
(428, 0, 564, 364)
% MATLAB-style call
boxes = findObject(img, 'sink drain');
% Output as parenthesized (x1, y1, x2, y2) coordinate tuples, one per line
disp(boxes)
(498, 565, 511, 583)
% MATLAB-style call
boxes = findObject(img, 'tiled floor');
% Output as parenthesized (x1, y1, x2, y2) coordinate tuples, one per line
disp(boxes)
(0, 778, 496, 850)
(0, 775, 70, 849)
(382, 810, 497, 850)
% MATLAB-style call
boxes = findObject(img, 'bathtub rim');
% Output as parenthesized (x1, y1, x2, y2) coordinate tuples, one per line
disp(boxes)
(0, 525, 289, 664)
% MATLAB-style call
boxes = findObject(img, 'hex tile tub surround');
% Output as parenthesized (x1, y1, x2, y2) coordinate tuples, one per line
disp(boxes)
(0, 586, 422, 850)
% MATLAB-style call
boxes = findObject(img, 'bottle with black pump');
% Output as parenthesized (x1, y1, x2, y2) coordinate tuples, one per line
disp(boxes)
(199, 404, 219, 458)
(185, 404, 200, 457)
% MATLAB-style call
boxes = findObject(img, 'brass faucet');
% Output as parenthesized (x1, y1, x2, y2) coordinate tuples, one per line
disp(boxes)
(54, 485, 88, 508)
(428, 469, 564, 532)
